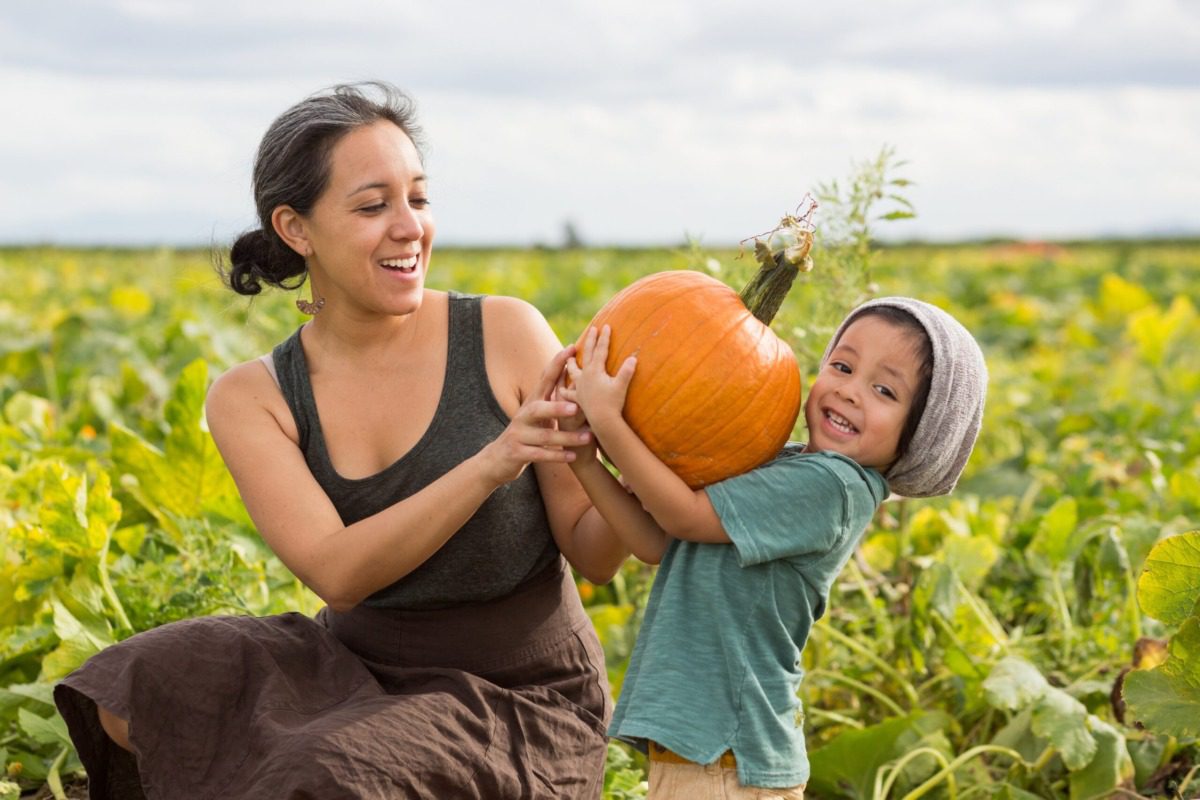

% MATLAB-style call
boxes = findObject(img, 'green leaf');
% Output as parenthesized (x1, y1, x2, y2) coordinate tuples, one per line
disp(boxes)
(16, 708, 71, 747)
(3, 392, 55, 437)
(914, 563, 960, 621)
(1127, 735, 1169, 790)
(1031, 687, 1096, 771)
(994, 787, 1046, 800)
(1136, 530, 1200, 625)
(1068, 716, 1133, 799)
(1030, 496, 1079, 567)
(109, 359, 249, 535)
(983, 657, 1049, 711)
(1123, 616, 1200, 737)
(807, 712, 951, 799)
(942, 535, 1000, 591)
(39, 599, 114, 681)
(1171, 470, 1200, 507)
(0, 779, 20, 800)
(0, 682, 56, 710)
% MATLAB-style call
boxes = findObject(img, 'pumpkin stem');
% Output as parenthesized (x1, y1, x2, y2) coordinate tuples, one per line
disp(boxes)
(738, 228, 814, 325)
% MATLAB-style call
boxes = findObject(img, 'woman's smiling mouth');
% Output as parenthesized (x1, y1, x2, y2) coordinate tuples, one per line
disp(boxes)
(381, 255, 418, 273)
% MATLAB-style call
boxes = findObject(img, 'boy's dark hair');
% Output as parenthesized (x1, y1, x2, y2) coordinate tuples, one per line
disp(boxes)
(852, 305, 933, 462)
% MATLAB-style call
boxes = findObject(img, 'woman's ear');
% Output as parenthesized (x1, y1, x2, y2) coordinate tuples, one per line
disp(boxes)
(271, 205, 310, 257)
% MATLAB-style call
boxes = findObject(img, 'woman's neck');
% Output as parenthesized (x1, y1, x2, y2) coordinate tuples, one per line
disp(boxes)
(299, 290, 440, 371)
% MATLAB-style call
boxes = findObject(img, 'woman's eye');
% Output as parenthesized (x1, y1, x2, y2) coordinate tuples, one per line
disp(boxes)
(359, 203, 386, 214)
(410, 197, 431, 209)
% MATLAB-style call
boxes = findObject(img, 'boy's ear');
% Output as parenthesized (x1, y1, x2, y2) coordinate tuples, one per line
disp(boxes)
(271, 205, 310, 257)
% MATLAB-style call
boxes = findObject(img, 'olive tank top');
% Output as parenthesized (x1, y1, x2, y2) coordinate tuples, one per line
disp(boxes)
(270, 292, 561, 610)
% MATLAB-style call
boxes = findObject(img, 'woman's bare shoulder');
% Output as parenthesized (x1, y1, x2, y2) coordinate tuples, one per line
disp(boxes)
(206, 357, 297, 443)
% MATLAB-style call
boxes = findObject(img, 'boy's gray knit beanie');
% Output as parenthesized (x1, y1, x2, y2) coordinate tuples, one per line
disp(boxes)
(820, 297, 988, 498)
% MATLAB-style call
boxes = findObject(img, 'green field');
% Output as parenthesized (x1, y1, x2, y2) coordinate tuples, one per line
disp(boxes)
(1, 238, 1198, 799)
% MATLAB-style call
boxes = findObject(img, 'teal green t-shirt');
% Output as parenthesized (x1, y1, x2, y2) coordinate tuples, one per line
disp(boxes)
(608, 447, 888, 788)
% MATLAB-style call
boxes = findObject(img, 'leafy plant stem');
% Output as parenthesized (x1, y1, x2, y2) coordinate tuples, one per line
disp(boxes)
(38, 350, 61, 410)
(1030, 744, 1056, 773)
(1050, 571, 1074, 662)
(46, 746, 69, 800)
(845, 559, 895, 641)
(815, 620, 919, 707)
(915, 671, 957, 697)
(1124, 564, 1141, 643)
(805, 707, 864, 729)
(956, 578, 1010, 651)
(898, 746, 1026, 800)
(99, 524, 133, 632)
(807, 669, 907, 716)
(876, 746, 954, 800)
(1176, 763, 1200, 799)
(930, 613, 987, 678)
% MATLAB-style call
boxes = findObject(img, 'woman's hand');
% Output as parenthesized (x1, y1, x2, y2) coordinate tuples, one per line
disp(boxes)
(564, 325, 637, 433)
(477, 345, 592, 485)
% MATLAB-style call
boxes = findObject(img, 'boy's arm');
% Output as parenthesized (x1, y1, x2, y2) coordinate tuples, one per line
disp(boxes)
(556, 361, 670, 564)
(568, 326, 730, 545)
(568, 451, 672, 564)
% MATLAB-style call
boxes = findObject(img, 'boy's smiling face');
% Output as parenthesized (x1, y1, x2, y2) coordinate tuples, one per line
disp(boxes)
(804, 315, 923, 470)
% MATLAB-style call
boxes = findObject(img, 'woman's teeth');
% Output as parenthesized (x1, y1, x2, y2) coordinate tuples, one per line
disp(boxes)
(826, 410, 856, 434)
(381, 256, 418, 273)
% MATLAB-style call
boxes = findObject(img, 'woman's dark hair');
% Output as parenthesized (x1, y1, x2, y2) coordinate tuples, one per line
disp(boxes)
(221, 81, 425, 295)
(852, 305, 934, 462)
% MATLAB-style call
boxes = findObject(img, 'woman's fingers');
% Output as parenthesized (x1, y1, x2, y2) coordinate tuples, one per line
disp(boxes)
(536, 345, 576, 401)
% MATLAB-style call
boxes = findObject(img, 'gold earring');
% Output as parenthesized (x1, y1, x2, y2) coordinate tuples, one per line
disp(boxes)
(296, 295, 325, 315)
(296, 246, 324, 314)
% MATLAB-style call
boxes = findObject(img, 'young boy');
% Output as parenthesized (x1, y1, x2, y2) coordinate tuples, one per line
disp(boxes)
(560, 297, 988, 798)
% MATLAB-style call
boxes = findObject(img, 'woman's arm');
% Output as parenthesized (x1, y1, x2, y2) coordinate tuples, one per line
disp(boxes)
(206, 346, 584, 612)
(568, 325, 731, 545)
(479, 297, 629, 584)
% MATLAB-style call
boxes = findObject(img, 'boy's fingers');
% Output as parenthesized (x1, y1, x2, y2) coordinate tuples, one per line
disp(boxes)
(579, 326, 598, 365)
(614, 355, 638, 388)
(593, 325, 611, 367)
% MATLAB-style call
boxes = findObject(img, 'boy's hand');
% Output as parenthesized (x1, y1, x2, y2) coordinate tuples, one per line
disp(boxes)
(565, 325, 637, 429)
(554, 364, 599, 463)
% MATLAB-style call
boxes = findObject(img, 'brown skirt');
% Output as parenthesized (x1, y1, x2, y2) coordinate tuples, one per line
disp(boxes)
(54, 558, 611, 800)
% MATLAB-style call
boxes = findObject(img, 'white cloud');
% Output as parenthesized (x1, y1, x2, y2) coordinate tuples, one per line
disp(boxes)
(0, 0, 1197, 245)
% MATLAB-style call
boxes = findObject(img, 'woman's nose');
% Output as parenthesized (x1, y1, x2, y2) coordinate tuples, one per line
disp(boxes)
(389, 205, 424, 241)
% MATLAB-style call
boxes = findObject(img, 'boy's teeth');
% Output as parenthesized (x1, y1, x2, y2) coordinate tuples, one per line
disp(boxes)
(827, 410, 855, 433)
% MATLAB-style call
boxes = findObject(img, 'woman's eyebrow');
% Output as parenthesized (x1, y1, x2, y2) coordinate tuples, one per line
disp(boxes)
(346, 175, 427, 198)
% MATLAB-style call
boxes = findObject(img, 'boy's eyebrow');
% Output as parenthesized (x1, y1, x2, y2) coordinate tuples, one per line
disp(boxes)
(346, 175, 427, 197)
(833, 342, 913, 392)
(879, 363, 913, 392)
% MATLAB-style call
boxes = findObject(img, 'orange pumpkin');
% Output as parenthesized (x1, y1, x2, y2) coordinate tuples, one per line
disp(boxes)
(576, 229, 812, 488)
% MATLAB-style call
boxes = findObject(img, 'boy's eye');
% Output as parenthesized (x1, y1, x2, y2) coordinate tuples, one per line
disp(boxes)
(831, 361, 851, 374)
(876, 385, 896, 399)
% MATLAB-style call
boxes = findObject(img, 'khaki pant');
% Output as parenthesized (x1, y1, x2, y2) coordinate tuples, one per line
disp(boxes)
(648, 760, 806, 800)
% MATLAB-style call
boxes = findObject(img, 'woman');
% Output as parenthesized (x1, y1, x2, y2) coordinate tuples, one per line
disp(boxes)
(54, 82, 627, 799)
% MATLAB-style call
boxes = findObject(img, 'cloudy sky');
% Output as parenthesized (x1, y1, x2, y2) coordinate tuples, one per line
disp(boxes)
(2, 0, 1197, 247)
